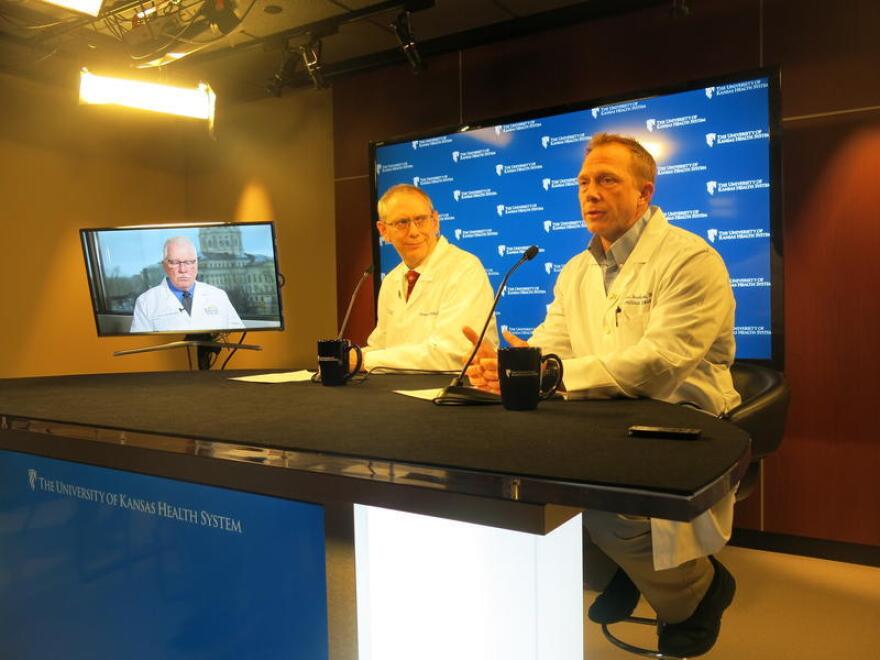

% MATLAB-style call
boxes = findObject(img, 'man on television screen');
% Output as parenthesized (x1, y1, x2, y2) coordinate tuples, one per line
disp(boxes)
(130, 236, 244, 333)
(464, 134, 741, 657)
(361, 183, 497, 371)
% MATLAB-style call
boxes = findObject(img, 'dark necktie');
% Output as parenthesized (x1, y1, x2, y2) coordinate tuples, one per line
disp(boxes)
(182, 290, 193, 315)
(405, 270, 420, 302)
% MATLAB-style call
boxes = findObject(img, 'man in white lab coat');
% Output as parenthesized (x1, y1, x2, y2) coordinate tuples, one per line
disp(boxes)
(465, 134, 740, 657)
(362, 184, 497, 372)
(130, 236, 244, 333)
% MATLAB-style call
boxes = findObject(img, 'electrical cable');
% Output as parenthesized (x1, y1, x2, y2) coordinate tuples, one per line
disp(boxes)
(219, 331, 247, 370)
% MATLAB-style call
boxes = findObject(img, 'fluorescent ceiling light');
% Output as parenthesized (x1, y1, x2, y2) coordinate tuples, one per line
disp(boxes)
(40, 0, 104, 16)
(79, 69, 216, 129)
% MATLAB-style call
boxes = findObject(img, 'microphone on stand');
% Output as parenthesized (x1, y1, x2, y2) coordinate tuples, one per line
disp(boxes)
(434, 245, 539, 405)
(337, 265, 374, 340)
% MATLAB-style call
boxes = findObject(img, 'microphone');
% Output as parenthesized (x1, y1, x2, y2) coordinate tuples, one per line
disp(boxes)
(434, 245, 539, 405)
(337, 264, 374, 340)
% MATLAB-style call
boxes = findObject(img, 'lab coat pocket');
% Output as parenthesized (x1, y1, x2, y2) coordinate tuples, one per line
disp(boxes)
(616, 305, 650, 348)
(153, 310, 185, 331)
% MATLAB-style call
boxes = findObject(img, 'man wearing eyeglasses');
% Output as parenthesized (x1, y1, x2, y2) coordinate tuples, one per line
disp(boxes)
(130, 236, 244, 332)
(362, 184, 497, 371)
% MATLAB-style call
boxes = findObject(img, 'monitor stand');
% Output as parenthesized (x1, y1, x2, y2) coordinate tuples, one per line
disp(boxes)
(113, 333, 261, 370)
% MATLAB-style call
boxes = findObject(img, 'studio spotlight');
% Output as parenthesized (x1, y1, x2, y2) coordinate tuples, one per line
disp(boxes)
(267, 47, 299, 97)
(391, 11, 422, 73)
(299, 38, 324, 89)
(39, 0, 103, 16)
(79, 68, 216, 131)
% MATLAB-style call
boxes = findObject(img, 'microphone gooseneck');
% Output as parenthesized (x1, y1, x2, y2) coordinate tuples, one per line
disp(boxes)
(337, 264, 374, 340)
(434, 245, 539, 405)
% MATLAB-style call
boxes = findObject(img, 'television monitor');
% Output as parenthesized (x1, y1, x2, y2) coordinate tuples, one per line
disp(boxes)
(81, 222, 284, 336)
(370, 68, 783, 368)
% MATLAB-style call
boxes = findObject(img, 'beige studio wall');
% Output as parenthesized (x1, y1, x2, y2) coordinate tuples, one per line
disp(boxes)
(185, 88, 338, 370)
(0, 71, 336, 378)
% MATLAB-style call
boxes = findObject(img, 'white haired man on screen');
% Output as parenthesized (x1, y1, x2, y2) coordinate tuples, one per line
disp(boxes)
(361, 184, 497, 372)
(464, 134, 741, 657)
(131, 236, 244, 333)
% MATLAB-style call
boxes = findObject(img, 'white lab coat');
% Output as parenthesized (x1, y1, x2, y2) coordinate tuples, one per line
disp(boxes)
(531, 207, 741, 569)
(130, 280, 245, 333)
(365, 236, 498, 371)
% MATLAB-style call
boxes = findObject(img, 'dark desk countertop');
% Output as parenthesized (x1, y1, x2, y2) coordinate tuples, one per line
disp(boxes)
(0, 371, 749, 501)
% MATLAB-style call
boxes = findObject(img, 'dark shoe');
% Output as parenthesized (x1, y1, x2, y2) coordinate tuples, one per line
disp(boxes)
(658, 556, 736, 657)
(588, 568, 640, 624)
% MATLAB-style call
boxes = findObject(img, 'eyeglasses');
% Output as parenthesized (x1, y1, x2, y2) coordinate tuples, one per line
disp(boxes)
(165, 259, 197, 267)
(383, 214, 433, 234)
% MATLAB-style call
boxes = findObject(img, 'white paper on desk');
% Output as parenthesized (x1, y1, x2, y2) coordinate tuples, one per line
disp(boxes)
(393, 388, 443, 401)
(230, 370, 314, 384)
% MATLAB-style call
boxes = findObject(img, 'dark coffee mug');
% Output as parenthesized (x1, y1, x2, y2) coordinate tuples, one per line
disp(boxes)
(497, 347, 563, 411)
(316, 339, 363, 386)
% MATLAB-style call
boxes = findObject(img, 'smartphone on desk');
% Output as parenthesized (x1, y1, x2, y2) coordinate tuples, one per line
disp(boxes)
(627, 425, 702, 440)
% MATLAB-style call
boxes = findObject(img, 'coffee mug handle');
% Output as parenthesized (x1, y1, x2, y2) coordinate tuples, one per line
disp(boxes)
(539, 353, 563, 400)
(345, 344, 363, 380)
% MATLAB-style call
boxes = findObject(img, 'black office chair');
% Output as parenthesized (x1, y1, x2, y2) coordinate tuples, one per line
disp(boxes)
(599, 362, 790, 658)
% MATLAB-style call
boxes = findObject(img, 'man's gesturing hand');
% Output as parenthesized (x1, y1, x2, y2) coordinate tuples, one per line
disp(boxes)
(462, 326, 528, 394)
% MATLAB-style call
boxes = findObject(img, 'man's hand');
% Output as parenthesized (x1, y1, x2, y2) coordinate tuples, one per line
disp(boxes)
(461, 326, 528, 394)
(349, 348, 364, 373)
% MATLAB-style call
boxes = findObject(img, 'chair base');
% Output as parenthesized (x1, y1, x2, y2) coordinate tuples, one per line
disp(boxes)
(601, 616, 686, 659)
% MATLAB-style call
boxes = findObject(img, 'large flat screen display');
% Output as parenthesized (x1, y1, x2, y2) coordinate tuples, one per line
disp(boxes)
(371, 69, 782, 366)
(81, 222, 284, 336)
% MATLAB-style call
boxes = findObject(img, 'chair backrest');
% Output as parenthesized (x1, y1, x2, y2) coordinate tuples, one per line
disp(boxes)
(725, 363, 790, 460)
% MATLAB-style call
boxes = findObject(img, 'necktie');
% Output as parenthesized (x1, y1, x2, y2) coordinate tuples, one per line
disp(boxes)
(182, 290, 193, 315)
(405, 270, 420, 301)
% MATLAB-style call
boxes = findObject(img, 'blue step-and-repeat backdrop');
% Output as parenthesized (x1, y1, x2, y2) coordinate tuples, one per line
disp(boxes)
(0, 450, 328, 660)
(374, 75, 775, 360)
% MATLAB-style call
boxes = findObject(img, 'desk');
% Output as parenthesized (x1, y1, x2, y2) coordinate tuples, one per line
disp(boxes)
(0, 371, 750, 659)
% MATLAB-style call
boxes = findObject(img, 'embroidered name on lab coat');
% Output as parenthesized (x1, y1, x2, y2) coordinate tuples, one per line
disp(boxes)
(623, 294, 653, 306)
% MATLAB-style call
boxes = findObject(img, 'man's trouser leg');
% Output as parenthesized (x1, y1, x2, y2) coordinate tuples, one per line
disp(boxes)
(582, 509, 713, 623)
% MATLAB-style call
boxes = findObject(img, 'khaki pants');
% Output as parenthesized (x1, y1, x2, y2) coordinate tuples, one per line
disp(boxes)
(582, 509, 714, 623)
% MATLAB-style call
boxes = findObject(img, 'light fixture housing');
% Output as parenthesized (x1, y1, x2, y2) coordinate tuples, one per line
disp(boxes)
(79, 69, 216, 131)
(40, 0, 104, 17)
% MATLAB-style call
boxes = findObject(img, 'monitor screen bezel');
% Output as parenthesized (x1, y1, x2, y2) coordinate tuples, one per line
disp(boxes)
(368, 66, 784, 370)
(80, 220, 286, 337)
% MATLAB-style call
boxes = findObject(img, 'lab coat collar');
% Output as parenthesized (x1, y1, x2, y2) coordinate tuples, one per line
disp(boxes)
(400, 235, 448, 303)
(411, 235, 449, 283)
(623, 206, 669, 265)
(603, 207, 668, 303)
